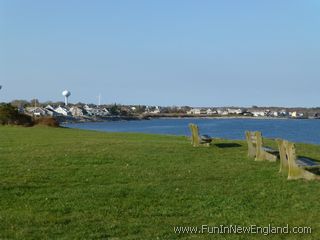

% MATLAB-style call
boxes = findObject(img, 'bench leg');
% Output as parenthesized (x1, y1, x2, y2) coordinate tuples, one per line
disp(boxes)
(247, 146, 256, 158)
(255, 150, 277, 162)
(199, 141, 211, 147)
(286, 142, 320, 180)
(287, 160, 320, 180)
(279, 159, 288, 173)
(192, 140, 211, 147)
(288, 167, 320, 180)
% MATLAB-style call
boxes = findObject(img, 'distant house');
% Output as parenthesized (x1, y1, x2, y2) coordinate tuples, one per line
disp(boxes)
(83, 105, 94, 116)
(216, 109, 223, 115)
(251, 111, 265, 117)
(289, 111, 297, 118)
(279, 110, 288, 117)
(150, 106, 161, 114)
(264, 110, 271, 116)
(243, 112, 253, 116)
(84, 104, 92, 111)
(70, 106, 85, 117)
(216, 109, 229, 115)
(102, 108, 110, 116)
(187, 108, 201, 115)
(144, 106, 151, 113)
(96, 108, 111, 116)
(200, 109, 207, 115)
(55, 106, 70, 116)
(290, 112, 304, 118)
(45, 105, 59, 116)
(87, 107, 110, 116)
(206, 109, 217, 115)
(45, 105, 55, 111)
(221, 111, 229, 116)
(26, 107, 47, 117)
(227, 108, 244, 115)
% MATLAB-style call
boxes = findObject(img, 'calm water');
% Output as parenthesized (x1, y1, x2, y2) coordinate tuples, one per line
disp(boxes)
(64, 118, 320, 145)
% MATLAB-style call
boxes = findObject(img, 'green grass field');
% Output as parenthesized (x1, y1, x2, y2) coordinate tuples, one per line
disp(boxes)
(1, 126, 320, 239)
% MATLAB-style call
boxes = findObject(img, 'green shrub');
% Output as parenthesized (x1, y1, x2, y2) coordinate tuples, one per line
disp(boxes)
(34, 117, 60, 127)
(0, 104, 33, 126)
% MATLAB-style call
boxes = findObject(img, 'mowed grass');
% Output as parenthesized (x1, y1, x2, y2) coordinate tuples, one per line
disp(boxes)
(1, 126, 320, 240)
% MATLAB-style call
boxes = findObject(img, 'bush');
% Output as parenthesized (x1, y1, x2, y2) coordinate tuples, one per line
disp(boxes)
(34, 117, 60, 127)
(0, 104, 33, 126)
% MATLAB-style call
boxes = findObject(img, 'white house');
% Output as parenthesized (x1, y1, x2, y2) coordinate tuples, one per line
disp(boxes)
(216, 109, 229, 115)
(96, 108, 111, 116)
(70, 106, 85, 117)
(88, 107, 110, 116)
(251, 111, 265, 117)
(55, 106, 70, 116)
(102, 108, 110, 116)
(217, 108, 229, 116)
(289, 111, 304, 118)
(206, 109, 217, 115)
(289, 111, 297, 118)
(227, 108, 244, 115)
(84, 104, 93, 111)
(187, 108, 201, 115)
(44, 105, 59, 116)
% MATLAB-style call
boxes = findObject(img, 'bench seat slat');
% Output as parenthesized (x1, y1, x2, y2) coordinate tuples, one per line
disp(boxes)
(201, 135, 212, 143)
(262, 146, 278, 153)
(296, 157, 320, 169)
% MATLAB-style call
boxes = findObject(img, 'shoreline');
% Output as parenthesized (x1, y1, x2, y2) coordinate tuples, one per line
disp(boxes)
(59, 114, 316, 125)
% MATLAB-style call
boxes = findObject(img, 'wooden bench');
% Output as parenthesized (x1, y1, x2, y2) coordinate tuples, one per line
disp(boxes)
(276, 139, 320, 180)
(245, 131, 278, 162)
(189, 123, 212, 147)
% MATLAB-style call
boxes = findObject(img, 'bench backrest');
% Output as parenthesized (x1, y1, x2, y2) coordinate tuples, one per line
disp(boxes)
(286, 141, 320, 180)
(276, 139, 316, 180)
(246, 131, 257, 144)
(245, 131, 263, 158)
(285, 141, 303, 178)
(276, 139, 289, 172)
(189, 123, 200, 146)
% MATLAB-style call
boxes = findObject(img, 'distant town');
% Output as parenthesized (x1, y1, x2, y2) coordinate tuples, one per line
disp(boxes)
(5, 99, 320, 123)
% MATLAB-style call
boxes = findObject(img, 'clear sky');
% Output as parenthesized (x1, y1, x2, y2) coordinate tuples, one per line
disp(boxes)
(0, 0, 319, 107)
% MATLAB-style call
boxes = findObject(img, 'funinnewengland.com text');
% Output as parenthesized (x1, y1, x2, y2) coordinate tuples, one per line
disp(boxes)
(173, 224, 312, 235)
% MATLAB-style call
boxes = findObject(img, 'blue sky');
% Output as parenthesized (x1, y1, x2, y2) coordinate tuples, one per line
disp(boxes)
(0, 0, 319, 107)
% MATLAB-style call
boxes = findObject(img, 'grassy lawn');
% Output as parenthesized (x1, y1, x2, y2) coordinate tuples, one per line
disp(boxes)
(1, 126, 320, 239)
